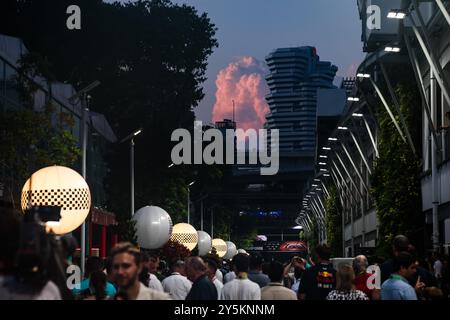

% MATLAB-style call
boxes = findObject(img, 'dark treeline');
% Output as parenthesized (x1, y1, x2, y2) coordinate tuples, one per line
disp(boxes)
(0, 0, 222, 238)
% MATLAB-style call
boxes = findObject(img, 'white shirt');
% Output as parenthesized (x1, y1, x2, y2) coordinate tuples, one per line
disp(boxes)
(213, 277, 224, 299)
(162, 272, 192, 300)
(261, 282, 298, 300)
(224, 271, 236, 284)
(36, 281, 62, 300)
(215, 269, 223, 283)
(291, 278, 300, 293)
(434, 260, 443, 278)
(221, 277, 261, 300)
(148, 273, 164, 292)
(136, 283, 170, 300)
(0, 276, 61, 300)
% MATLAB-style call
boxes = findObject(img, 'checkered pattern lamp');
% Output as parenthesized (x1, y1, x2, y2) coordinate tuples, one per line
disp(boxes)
(170, 223, 198, 251)
(211, 238, 228, 258)
(21, 165, 91, 235)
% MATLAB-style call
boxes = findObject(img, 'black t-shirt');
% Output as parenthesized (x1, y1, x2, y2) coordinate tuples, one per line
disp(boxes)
(380, 259, 393, 284)
(298, 263, 336, 300)
(185, 274, 218, 300)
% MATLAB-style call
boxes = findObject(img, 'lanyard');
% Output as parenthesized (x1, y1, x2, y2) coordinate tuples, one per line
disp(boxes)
(390, 274, 408, 284)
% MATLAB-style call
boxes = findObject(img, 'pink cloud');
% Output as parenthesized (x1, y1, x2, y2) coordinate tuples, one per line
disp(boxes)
(212, 57, 269, 132)
(343, 63, 358, 78)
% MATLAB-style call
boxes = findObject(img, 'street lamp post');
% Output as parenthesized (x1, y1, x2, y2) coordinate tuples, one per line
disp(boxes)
(120, 128, 143, 218)
(80, 96, 88, 274)
(69, 80, 100, 277)
(167, 164, 196, 225)
(187, 181, 195, 224)
(131, 138, 135, 217)
(200, 199, 204, 231)
(210, 207, 214, 238)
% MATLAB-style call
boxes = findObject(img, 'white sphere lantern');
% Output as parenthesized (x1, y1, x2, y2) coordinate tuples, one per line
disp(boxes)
(211, 238, 228, 258)
(21, 165, 91, 235)
(237, 249, 248, 255)
(224, 241, 238, 260)
(170, 223, 198, 251)
(132, 206, 173, 249)
(197, 231, 212, 256)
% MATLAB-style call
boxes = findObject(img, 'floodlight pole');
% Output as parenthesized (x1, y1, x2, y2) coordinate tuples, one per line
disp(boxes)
(200, 199, 203, 231)
(119, 128, 143, 219)
(187, 186, 190, 224)
(131, 138, 135, 218)
(210, 207, 214, 238)
(70, 80, 100, 277)
(80, 94, 88, 276)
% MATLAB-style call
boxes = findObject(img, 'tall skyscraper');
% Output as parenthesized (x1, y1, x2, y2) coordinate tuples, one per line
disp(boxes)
(265, 46, 338, 154)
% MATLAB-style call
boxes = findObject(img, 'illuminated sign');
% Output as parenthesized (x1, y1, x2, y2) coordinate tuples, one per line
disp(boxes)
(263, 240, 307, 252)
(256, 211, 282, 217)
(279, 241, 307, 252)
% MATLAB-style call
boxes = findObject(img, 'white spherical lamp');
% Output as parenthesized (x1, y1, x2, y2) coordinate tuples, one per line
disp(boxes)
(237, 249, 248, 255)
(224, 241, 238, 260)
(21, 165, 91, 235)
(132, 206, 173, 249)
(170, 223, 198, 251)
(197, 231, 212, 256)
(211, 238, 228, 258)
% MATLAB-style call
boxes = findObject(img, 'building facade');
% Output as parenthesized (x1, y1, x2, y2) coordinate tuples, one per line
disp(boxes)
(299, 0, 450, 256)
(265, 47, 338, 154)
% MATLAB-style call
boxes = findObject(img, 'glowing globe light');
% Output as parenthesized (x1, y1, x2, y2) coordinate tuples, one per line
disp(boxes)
(170, 223, 198, 251)
(21, 165, 91, 235)
(237, 249, 248, 255)
(132, 206, 173, 249)
(197, 231, 212, 256)
(211, 238, 228, 258)
(224, 241, 238, 260)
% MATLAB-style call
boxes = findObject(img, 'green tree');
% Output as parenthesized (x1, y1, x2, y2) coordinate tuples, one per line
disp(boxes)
(232, 215, 258, 250)
(3, 1, 260, 248)
(0, 53, 80, 209)
(325, 186, 343, 257)
(207, 203, 232, 241)
(305, 215, 318, 257)
(1, 0, 218, 240)
(370, 80, 423, 257)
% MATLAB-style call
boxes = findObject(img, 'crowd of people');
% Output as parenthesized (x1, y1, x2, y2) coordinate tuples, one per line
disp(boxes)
(0, 209, 449, 300)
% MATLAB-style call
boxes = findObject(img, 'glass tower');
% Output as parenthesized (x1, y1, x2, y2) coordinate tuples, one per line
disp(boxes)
(265, 46, 338, 154)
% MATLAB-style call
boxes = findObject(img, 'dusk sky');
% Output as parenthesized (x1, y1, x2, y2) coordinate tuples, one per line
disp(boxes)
(171, 0, 365, 127)
(118, 0, 366, 127)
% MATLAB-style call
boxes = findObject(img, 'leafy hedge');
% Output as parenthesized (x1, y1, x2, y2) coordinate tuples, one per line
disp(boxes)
(370, 81, 423, 257)
(325, 186, 343, 257)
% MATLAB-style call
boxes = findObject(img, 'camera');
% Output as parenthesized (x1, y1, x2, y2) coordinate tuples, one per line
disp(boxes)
(13, 206, 73, 299)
